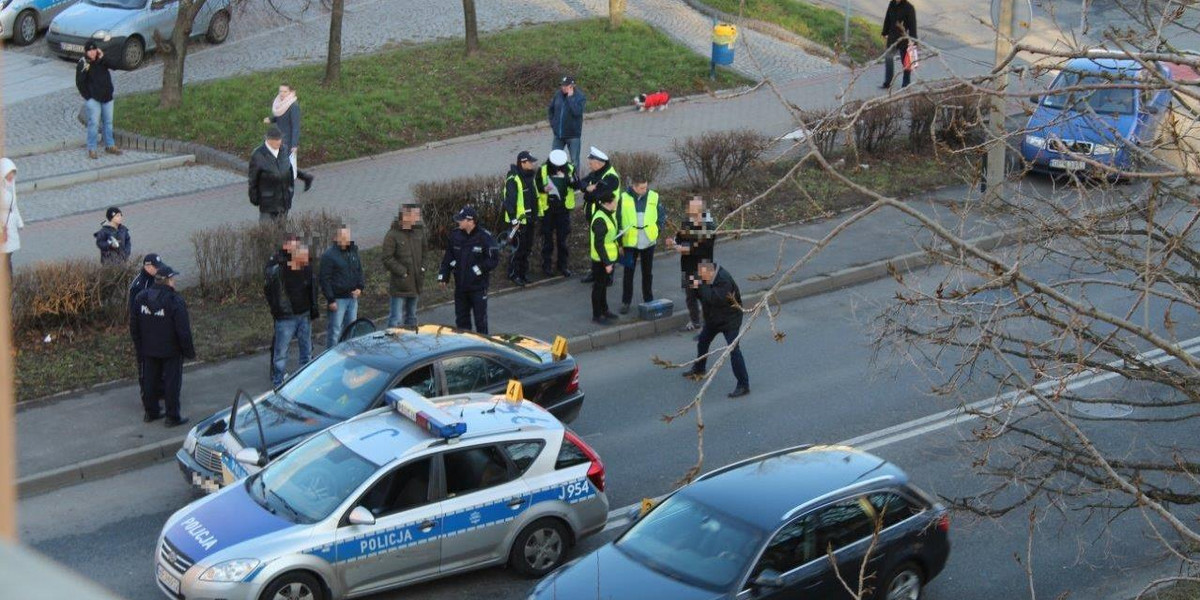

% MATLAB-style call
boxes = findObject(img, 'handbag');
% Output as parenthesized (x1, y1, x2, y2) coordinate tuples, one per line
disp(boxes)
(903, 45, 919, 72)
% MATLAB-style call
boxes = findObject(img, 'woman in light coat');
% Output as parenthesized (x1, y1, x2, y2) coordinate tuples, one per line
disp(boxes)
(0, 158, 23, 278)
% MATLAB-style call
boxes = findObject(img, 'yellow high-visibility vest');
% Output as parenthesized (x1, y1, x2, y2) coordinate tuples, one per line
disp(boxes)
(619, 190, 659, 247)
(589, 210, 619, 262)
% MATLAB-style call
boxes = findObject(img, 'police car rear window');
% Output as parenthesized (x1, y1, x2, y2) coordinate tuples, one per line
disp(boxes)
(555, 436, 588, 470)
(504, 441, 544, 475)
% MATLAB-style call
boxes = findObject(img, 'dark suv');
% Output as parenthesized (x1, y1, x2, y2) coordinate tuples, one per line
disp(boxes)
(529, 445, 950, 600)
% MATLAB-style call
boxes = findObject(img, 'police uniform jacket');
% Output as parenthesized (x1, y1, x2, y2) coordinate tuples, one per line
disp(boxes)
(438, 227, 500, 293)
(581, 162, 620, 210)
(131, 284, 196, 359)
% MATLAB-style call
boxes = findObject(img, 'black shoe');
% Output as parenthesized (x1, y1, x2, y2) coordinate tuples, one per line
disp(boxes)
(164, 416, 190, 428)
(603, 311, 619, 320)
(581, 273, 594, 284)
(300, 172, 314, 192)
(619, 304, 630, 314)
(143, 413, 163, 423)
(559, 268, 573, 278)
(593, 315, 613, 325)
(728, 386, 751, 398)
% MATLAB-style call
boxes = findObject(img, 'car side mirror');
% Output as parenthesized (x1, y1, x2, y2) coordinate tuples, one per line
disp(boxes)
(753, 570, 785, 589)
(348, 506, 376, 526)
(234, 447, 264, 467)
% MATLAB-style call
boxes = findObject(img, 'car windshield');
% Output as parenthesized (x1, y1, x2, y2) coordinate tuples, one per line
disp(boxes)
(277, 348, 392, 419)
(86, 0, 148, 9)
(247, 431, 377, 524)
(1042, 72, 1137, 114)
(615, 494, 765, 592)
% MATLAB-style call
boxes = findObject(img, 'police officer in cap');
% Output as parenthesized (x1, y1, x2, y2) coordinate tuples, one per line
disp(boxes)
(579, 146, 620, 284)
(439, 206, 500, 334)
(129, 252, 163, 405)
(535, 149, 578, 278)
(131, 263, 195, 426)
(503, 150, 539, 286)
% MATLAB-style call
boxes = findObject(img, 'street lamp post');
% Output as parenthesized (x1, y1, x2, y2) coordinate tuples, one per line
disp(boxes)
(986, 0, 1016, 201)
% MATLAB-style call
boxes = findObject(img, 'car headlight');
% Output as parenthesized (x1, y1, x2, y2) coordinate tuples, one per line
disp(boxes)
(199, 559, 260, 582)
(92, 30, 111, 41)
(1092, 144, 1118, 156)
(1024, 135, 1046, 149)
(182, 429, 199, 455)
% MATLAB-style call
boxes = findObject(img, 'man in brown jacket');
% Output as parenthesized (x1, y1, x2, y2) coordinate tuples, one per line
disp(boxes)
(382, 204, 426, 327)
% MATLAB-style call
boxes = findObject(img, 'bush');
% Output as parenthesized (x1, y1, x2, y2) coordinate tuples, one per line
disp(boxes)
(847, 100, 903, 156)
(413, 175, 506, 249)
(673, 129, 772, 189)
(501, 59, 573, 94)
(907, 93, 938, 149)
(190, 210, 344, 301)
(930, 84, 988, 148)
(12, 260, 132, 333)
(795, 106, 850, 157)
(609, 151, 668, 185)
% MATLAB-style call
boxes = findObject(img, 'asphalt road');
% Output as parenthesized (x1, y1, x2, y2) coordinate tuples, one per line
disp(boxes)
(19, 239, 1200, 600)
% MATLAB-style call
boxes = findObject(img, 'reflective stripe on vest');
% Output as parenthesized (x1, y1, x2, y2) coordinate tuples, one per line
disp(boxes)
(589, 210, 619, 262)
(537, 163, 576, 216)
(505, 174, 531, 223)
(619, 190, 659, 246)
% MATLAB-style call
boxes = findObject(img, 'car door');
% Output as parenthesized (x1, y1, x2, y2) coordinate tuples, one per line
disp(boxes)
(441, 355, 512, 396)
(435, 443, 532, 574)
(334, 457, 442, 595)
(809, 496, 882, 599)
(145, 0, 179, 44)
(739, 514, 823, 600)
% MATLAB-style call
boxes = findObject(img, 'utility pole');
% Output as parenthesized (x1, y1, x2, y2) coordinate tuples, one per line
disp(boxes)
(843, 0, 850, 50)
(0, 45, 13, 541)
(985, 0, 1015, 201)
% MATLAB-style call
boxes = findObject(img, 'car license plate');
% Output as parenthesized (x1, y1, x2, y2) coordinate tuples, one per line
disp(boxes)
(61, 43, 85, 53)
(157, 563, 181, 595)
(1049, 159, 1085, 171)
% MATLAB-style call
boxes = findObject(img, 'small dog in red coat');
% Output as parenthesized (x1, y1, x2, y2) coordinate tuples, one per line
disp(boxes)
(634, 91, 671, 111)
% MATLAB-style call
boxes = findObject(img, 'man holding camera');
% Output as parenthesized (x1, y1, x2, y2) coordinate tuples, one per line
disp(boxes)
(548, 75, 586, 169)
(75, 40, 121, 160)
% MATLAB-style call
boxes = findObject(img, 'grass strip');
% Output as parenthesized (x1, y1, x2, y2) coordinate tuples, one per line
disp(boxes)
(696, 0, 884, 64)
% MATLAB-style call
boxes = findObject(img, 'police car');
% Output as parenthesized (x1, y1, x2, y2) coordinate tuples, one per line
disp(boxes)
(155, 387, 609, 600)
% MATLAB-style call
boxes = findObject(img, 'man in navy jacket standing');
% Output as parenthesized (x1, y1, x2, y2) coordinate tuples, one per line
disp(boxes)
(548, 76, 586, 170)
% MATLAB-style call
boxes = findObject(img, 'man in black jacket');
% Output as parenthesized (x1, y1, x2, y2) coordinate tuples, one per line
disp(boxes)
(668, 197, 716, 331)
(579, 146, 621, 284)
(682, 260, 749, 398)
(129, 253, 162, 411)
(503, 150, 539, 286)
(94, 206, 131, 264)
(881, 0, 918, 89)
(266, 237, 319, 386)
(439, 206, 500, 334)
(76, 41, 122, 159)
(131, 264, 195, 426)
(320, 226, 365, 347)
(248, 126, 295, 223)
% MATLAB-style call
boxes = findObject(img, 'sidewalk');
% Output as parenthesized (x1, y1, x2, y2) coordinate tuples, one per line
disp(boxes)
(16, 182, 1016, 496)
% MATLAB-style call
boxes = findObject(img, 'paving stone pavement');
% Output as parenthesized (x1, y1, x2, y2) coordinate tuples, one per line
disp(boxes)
(15, 147, 175, 182)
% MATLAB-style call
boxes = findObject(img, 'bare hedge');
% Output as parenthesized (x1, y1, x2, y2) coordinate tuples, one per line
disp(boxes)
(413, 175, 506, 249)
(12, 260, 132, 332)
(673, 129, 772, 190)
(609, 151, 668, 185)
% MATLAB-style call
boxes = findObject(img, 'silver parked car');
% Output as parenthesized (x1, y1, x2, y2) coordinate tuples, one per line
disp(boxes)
(0, 0, 79, 45)
(46, 0, 230, 69)
(154, 389, 610, 600)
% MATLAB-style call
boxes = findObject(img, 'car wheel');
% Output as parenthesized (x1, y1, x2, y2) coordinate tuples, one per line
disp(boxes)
(206, 10, 230, 44)
(509, 518, 570, 578)
(882, 562, 924, 600)
(121, 36, 145, 70)
(13, 10, 38, 46)
(259, 571, 325, 600)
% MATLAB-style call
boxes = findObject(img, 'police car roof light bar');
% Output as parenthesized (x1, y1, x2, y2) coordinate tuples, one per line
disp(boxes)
(386, 389, 467, 440)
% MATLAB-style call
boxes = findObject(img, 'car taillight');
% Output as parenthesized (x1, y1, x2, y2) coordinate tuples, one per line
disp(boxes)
(564, 430, 604, 493)
(936, 513, 950, 533)
(564, 365, 580, 395)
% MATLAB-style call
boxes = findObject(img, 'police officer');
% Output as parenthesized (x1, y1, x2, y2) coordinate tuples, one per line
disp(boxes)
(504, 150, 539, 287)
(618, 175, 665, 314)
(439, 206, 500, 334)
(535, 149, 577, 278)
(129, 252, 163, 407)
(590, 193, 620, 324)
(579, 147, 621, 284)
(130, 263, 195, 426)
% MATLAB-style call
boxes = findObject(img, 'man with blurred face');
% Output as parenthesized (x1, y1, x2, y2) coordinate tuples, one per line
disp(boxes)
(320, 226, 365, 346)
(266, 236, 318, 386)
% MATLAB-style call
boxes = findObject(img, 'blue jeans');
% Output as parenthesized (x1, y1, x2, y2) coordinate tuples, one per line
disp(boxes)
(272, 316, 312, 386)
(85, 99, 115, 151)
(552, 136, 581, 171)
(695, 321, 749, 388)
(882, 46, 911, 88)
(326, 297, 359, 346)
(388, 296, 418, 327)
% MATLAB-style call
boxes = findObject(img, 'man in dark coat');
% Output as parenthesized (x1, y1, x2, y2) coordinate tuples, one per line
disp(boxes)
(668, 196, 716, 331)
(265, 237, 319, 386)
(94, 206, 131, 264)
(579, 146, 621, 284)
(76, 40, 121, 159)
(548, 75, 586, 169)
(438, 206, 500, 334)
(129, 252, 163, 410)
(248, 126, 295, 223)
(503, 150, 539, 286)
(265, 84, 315, 191)
(320, 226, 365, 347)
(682, 260, 749, 398)
(382, 204, 427, 327)
(130, 264, 195, 426)
(881, 0, 918, 89)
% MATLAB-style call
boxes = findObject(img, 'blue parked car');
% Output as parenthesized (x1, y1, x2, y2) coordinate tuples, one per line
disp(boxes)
(529, 445, 951, 600)
(1020, 57, 1173, 178)
(0, 0, 79, 46)
(46, 0, 230, 70)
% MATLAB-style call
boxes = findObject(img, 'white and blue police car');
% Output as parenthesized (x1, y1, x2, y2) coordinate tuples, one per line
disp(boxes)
(154, 388, 609, 600)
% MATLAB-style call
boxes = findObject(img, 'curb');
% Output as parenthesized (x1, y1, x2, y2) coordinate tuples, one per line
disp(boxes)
(111, 129, 246, 172)
(9, 139, 85, 159)
(16, 155, 196, 194)
(14, 224, 1027, 498)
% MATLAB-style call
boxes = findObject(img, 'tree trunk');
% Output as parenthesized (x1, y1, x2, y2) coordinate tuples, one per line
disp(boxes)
(462, 0, 479, 56)
(158, 0, 206, 109)
(609, 0, 626, 29)
(323, 0, 345, 86)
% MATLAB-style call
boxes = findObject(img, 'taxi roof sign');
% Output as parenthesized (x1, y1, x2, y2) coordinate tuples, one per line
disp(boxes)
(386, 388, 467, 440)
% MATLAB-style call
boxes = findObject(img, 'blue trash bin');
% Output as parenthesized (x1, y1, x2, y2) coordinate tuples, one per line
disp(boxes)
(711, 23, 737, 66)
